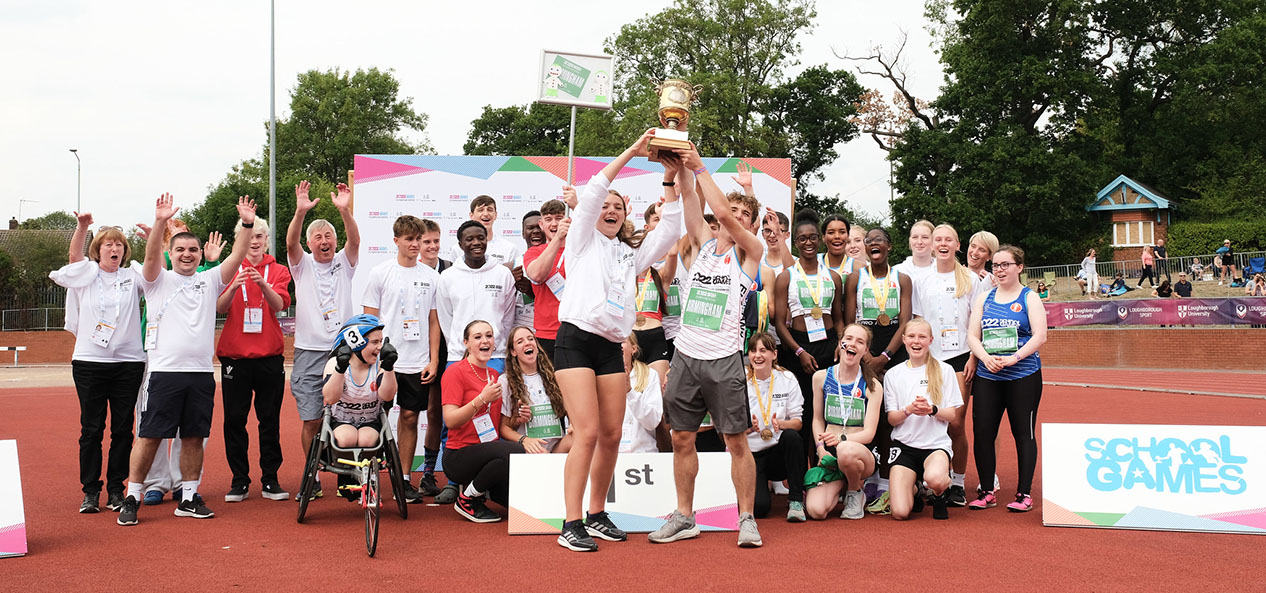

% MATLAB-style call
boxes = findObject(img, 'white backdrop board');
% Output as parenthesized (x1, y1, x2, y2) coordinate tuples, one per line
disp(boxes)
(1042, 423, 1266, 534)
(506, 452, 738, 534)
(350, 155, 794, 305)
(0, 440, 27, 557)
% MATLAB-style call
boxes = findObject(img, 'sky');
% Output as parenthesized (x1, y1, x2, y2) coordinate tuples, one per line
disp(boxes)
(2, 0, 943, 229)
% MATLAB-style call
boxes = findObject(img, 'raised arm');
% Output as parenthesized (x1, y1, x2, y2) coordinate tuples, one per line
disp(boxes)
(676, 143, 765, 259)
(287, 180, 317, 266)
(633, 155, 684, 274)
(142, 194, 179, 283)
(219, 197, 256, 285)
(70, 211, 93, 263)
(331, 183, 359, 267)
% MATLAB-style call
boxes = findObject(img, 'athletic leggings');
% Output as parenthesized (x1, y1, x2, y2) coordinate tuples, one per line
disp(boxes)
(442, 441, 525, 506)
(972, 370, 1043, 495)
(753, 430, 806, 518)
(1138, 265, 1156, 287)
(778, 327, 837, 461)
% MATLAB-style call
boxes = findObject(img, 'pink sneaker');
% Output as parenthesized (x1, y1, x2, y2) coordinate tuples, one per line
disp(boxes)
(967, 489, 996, 510)
(1007, 493, 1033, 512)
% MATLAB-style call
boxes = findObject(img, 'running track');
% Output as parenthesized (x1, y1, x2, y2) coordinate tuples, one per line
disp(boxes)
(3, 377, 1264, 591)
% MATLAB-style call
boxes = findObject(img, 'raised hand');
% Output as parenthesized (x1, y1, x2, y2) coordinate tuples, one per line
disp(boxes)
(204, 231, 226, 262)
(242, 266, 265, 286)
(334, 342, 353, 374)
(731, 161, 753, 190)
(660, 151, 683, 176)
(135, 223, 152, 240)
(378, 337, 398, 372)
(553, 218, 571, 242)
(561, 185, 578, 210)
(478, 381, 502, 405)
(74, 211, 93, 228)
(771, 413, 781, 432)
(294, 180, 317, 213)
(236, 196, 257, 225)
(629, 128, 656, 155)
(331, 183, 352, 211)
(155, 193, 179, 222)
(673, 142, 704, 172)
(517, 404, 532, 424)
(763, 208, 779, 232)
(227, 268, 249, 292)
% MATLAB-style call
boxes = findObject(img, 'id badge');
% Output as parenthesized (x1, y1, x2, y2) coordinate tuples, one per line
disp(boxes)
(546, 273, 565, 297)
(144, 322, 158, 350)
(940, 327, 961, 350)
(243, 307, 263, 334)
(322, 307, 341, 332)
(605, 286, 626, 317)
(91, 319, 116, 348)
(473, 413, 497, 443)
(804, 314, 827, 342)
(403, 317, 422, 341)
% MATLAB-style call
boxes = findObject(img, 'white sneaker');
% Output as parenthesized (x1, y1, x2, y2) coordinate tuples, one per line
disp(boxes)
(772, 481, 789, 496)
(841, 489, 865, 520)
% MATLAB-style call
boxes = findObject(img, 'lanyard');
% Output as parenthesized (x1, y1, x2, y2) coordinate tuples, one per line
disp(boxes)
(239, 264, 270, 305)
(867, 266, 892, 312)
(833, 364, 863, 400)
(751, 374, 773, 429)
(398, 266, 423, 315)
(794, 260, 825, 310)
(634, 271, 655, 311)
(314, 257, 338, 307)
(95, 270, 124, 324)
(153, 274, 197, 323)
(468, 359, 492, 413)
(824, 253, 852, 277)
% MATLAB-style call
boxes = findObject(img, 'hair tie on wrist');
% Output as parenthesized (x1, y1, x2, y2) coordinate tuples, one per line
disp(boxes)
(241, 221, 254, 228)
(693, 166, 708, 176)
(662, 181, 676, 187)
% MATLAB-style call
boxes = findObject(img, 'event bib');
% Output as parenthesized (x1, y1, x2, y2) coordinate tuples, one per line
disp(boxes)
(795, 276, 833, 310)
(636, 281, 660, 313)
(665, 286, 681, 317)
(860, 287, 899, 320)
(144, 322, 158, 351)
(682, 287, 727, 331)
(982, 326, 1019, 354)
(526, 404, 563, 438)
(825, 394, 866, 427)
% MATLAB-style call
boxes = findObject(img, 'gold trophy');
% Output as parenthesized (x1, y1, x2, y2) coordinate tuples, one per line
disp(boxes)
(646, 78, 701, 162)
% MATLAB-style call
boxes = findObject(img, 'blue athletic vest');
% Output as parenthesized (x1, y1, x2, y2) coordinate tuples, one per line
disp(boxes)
(975, 287, 1041, 381)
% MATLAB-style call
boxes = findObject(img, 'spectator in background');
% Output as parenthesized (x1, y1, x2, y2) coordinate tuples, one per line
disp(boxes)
(1137, 245, 1157, 289)
(1189, 260, 1204, 281)
(1079, 249, 1098, 299)
(1152, 280, 1173, 299)
(1154, 239, 1170, 282)
(1036, 281, 1050, 302)
(1216, 240, 1237, 286)
(1247, 274, 1266, 297)
(1174, 273, 1193, 298)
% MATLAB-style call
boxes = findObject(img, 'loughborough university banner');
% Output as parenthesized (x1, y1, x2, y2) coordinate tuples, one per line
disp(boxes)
(350, 154, 795, 303)
(1046, 297, 1266, 327)
(1042, 424, 1266, 535)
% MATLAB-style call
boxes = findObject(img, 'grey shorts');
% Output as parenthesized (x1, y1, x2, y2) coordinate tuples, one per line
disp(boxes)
(290, 348, 328, 422)
(664, 350, 751, 435)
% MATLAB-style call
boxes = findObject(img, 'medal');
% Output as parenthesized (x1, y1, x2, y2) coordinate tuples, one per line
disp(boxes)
(795, 260, 826, 321)
(751, 374, 775, 441)
(877, 313, 891, 326)
(635, 316, 646, 328)
(811, 305, 823, 320)
(869, 265, 894, 325)
(759, 428, 773, 441)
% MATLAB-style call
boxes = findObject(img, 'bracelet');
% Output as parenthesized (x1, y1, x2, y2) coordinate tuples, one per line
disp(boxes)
(241, 221, 254, 228)
(931, 405, 939, 416)
(693, 166, 708, 176)
(518, 435, 526, 444)
(881, 350, 891, 360)
(662, 181, 676, 187)
(794, 347, 805, 357)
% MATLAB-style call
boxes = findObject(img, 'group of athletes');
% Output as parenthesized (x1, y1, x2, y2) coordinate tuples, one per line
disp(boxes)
(59, 129, 1047, 551)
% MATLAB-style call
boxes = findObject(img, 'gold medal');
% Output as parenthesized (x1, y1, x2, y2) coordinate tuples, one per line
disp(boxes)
(877, 313, 891, 326)
(635, 316, 647, 328)
(760, 428, 773, 441)
(811, 305, 823, 320)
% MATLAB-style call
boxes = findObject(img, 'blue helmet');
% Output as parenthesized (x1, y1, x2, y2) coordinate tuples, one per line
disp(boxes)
(333, 314, 385, 353)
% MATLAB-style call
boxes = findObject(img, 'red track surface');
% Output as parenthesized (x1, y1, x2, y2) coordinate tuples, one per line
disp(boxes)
(3, 381, 1264, 591)
(1043, 367, 1266, 397)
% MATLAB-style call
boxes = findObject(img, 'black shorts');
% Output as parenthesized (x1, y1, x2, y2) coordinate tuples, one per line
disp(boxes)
(554, 322, 623, 376)
(632, 326, 670, 364)
(536, 338, 556, 364)
(825, 440, 882, 466)
(332, 419, 383, 432)
(138, 371, 215, 439)
(394, 372, 428, 412)
(889, 440, 950, 474)
(943, 352, 970, 373)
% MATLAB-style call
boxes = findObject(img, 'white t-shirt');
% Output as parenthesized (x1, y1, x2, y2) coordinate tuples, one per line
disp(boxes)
(448, 236, 521, 269)
(917, 269, 980, 360)
(361, 260, 440, 373)
(291, 250, 356, 352)
(745, 369, 803, 454)
(620, 367, 663, 454)
(883, 360, 963, 451)
(50, 260, 146, 363)
(895, 257, 936, 317)
(499, 372, 565, 452)
(141, 268, 227, 372)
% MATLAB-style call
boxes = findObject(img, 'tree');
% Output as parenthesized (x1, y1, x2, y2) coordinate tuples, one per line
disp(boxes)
(19, 211, 76, 230)
(464, 103, 572, 156)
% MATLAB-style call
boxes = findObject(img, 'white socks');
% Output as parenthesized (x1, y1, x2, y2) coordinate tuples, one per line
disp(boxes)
(951, 471, 966, 488)
(182, 480, 199, 502)
(126, 482, 143, 500)
(463, 483, 484, 498)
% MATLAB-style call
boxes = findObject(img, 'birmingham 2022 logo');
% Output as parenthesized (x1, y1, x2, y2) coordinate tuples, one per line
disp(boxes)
(1084, 435, 1247, 495)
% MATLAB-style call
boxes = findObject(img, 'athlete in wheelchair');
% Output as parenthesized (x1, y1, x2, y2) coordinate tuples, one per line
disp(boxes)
(296, 314, 409, 556)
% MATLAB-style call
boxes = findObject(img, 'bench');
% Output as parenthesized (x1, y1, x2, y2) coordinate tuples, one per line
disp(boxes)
(0, 346, 25, 366)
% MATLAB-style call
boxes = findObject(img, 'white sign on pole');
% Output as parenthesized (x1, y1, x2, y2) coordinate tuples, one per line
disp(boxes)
(507, 452, 738, 534)
(1042, 423, 1265, 535)
(0, 440, 27, 557)
(536, 50, 614, 110)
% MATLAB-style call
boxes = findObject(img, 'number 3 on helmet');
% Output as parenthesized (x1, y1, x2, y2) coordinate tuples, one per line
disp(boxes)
(333, 314, 385, 353)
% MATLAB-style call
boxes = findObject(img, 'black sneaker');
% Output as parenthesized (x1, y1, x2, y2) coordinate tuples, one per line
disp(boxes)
(224, 484, 249, 503)
(106, 491, 125, 511)
(116, 496, 139, 526)
(261, 482, 290, 501)
(932, 493, 949, 520)
(434, 482, 459, 505)
(584, 511, 628, 542)
(79, 492, 100, 514)
(946, 485, 967, 507)
(174, 494, 215, 519)
(558, 520, 598, 552)
(418, 474, 441, 497)
(911, 489, 925, 514)
(454, 492, 500, 523)
(403, 482, 424, 504)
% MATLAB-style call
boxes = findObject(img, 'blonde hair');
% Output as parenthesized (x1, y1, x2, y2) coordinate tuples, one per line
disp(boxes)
(235, 216, 271, 237)
(626, 332, 653, 393)
(933, 223, 974, 298)
(971, 231, 1000, 256)
(89, 227, 131, 263)
(905, 318, 944, 406)
(910, 220, 934, 237)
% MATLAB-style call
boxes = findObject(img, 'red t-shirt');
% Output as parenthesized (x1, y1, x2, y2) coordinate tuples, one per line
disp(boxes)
(215, 255, 293, 359)
(523, 244, 565, 340)
(441, 359, 503, 450)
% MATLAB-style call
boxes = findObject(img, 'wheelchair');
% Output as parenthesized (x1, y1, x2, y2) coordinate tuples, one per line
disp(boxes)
(296, 406, 408, 557)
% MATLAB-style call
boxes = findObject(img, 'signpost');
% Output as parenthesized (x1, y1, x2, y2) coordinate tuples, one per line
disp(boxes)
(536, 50, 614, 185)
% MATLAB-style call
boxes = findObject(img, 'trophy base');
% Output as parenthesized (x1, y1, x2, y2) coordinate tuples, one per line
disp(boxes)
(647, 129, 691, 162)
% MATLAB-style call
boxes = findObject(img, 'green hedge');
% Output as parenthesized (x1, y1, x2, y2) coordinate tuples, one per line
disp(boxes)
(1166, 219, 1265, 256)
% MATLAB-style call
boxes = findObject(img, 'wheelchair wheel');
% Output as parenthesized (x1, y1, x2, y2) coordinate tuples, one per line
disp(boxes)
(383, 439, 409, 520)
(296, 433, 321, 524)
(364, 469, 380, 557)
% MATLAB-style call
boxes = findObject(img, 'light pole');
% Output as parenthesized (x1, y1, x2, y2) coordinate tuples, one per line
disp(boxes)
(69, 148, 81, 213)
(267, 0, 277, 256)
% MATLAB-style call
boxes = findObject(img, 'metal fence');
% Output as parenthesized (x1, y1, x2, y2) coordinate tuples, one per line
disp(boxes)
(2, 308, 66, 331)
(1026, 250, 1266, 294)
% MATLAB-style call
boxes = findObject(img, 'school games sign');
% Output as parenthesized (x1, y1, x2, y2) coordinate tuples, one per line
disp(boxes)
(1042, 424, 1265, 535)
